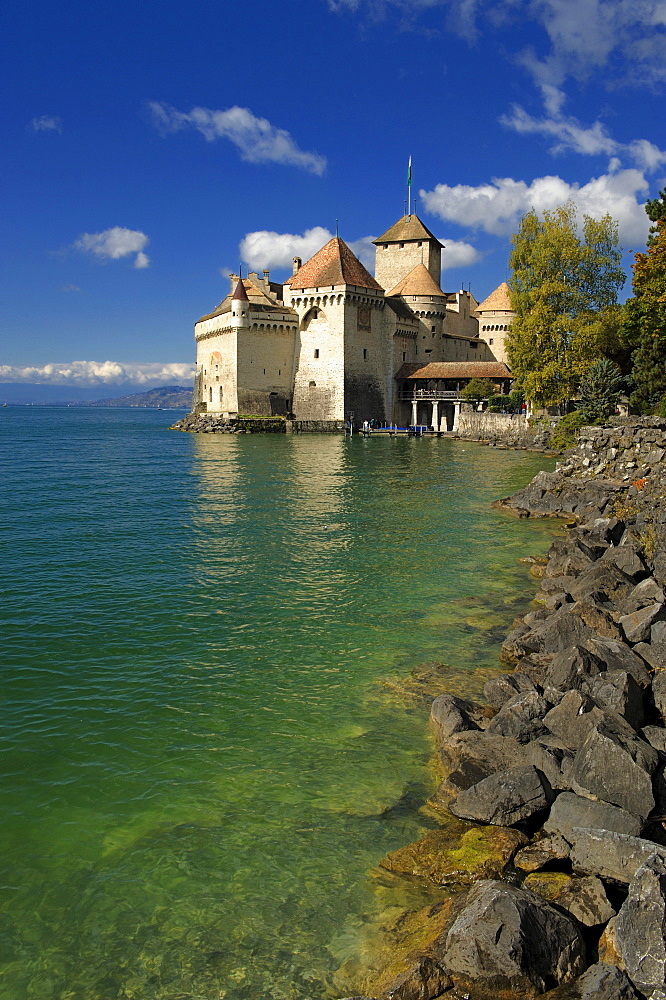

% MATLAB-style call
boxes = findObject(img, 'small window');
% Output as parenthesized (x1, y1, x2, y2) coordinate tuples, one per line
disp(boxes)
(402, 352, 407, 361)
(363, 349, 367, 359)
(215, 363, 219, 370)
(417, 242, 422, 248)
(278, 369, 281, 375)
(399, 243, 404, 248)
(470, 342, 478, 349)
(425, 349, 433, 354)
(489, 338, 494, 345)
(309, 380, 316, 387)
(263, 368, 266, 374)
(219, 386, 223, 401)
(314, 349, 319, 358)
(209, 387, 212, 402)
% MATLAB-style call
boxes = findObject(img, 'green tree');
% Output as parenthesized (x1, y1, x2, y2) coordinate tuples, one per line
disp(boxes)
(461, 378, 491, 403)
(646, 188, 666, 247)
(507, 203, 625, 407)
(628, 219, 666, 412)
(578, 359, 624, 422)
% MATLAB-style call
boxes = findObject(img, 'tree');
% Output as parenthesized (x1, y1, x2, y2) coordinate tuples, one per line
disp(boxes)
(578, 359, 624, 422)
(646, 188, 666, 247)
(627, 219, 666, 412)
(507, 203, 625, 407)
(461, 378, 491, 403)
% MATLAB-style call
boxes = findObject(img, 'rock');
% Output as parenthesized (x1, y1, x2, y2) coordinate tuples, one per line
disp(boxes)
(519, 605, 595, 656)
(643, 726, 666, 752)
(615, 853, 666, 996)
(569, 827, 666, 883)
(514, 834, 571, 872)
(653, 671, 666, 718)
(556, 875, 616, 927)
(429, 694, 479, 741)
(544, 792, 642, 842)
(602, 545, 648, 581)
(634, 641, 666, 670)
(378, 825, 527, 887)
(621, 577, 666, 615)
(571, 719, 658, 822)
(482, 672, 537, 710)
(525, 739, 574, 791)
(523, 870, 573, 903)
(620, 603, 666, 644)
(449, 765, 551, 826)
(436, 730, 528, 793)
(539, 961, 638, 999)
(584, 670, 644, 729)
(598, 916, 624, 968)
(568, 563, 635, 604)
(543, 691, 608, 751)
(442, 879, 586, 994)
(485, 689, 551, 743)
(585, 638, 652, 689)
(544, 645, 604, 693)
(570, 600, 622, 641)
(368, 955, 451, 1000)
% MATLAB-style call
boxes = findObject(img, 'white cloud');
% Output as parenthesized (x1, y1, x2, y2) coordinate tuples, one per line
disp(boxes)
(149, 101, 326, 175)
(441, 238, 482, 268)
(240, 227, 335, 270)
(501, 103, 666, 172)
(420, 168, 651, 243)
(326, 0, 666, 88)
(0, 361, 195, 386)
(30, 115, 62, 133)
(62, 284, 81, 292)
(73, 227, 150, 268)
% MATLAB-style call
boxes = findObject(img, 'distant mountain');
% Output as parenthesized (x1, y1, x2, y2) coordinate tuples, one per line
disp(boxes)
(0, 382, 193, 406)
(69, 385, 193, 408)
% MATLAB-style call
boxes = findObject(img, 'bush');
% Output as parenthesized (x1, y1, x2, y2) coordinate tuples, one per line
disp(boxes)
(578, 359, 624, 422)
(549, 410, 589, 451)
(487, 394, 512, 410)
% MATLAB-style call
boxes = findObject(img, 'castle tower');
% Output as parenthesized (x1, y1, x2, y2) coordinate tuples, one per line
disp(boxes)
(475, 282, 515, 366)
(373, 214, 444, 292)
(230, 277, 250, 328)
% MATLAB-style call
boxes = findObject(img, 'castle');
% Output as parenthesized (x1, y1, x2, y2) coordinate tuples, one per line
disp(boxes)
(192, 212, 515, 431)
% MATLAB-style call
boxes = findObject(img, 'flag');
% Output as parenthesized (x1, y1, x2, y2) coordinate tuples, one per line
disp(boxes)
(407, 156, 412, 188)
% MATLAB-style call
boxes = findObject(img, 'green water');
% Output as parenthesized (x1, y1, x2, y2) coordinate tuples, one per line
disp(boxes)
(0, 410, 556, 1000)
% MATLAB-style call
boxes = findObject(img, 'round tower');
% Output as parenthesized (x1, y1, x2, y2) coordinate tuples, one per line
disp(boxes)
(231, 277, 250, 328)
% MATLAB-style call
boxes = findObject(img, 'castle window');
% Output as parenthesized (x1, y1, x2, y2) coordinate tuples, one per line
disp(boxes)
(399, 243, 404, 248)
(489, 338, 494, 344)
(278, 369, 281, 375)
(219, 387, 223, 401)
(209, 387, 213, 402)
(402, 352, 406, 361)
(470, 342, 478, 349)
(363, 349, 367, 359)
(417, 242, 422, 248)
(314, 349, 319, 358)
(216, 375, 219, 381)
(309, 381, 316, 387)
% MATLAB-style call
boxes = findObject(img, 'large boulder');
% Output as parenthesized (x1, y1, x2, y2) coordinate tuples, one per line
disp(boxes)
(615, 854, 666, 996)
(514, 835, 571, 872)
(435, 730, 528, 794)
(620, 603, 666, 645)
(442, 880, 586, 994)
(525, 738, 574, 791)
(543, 691, 609, 751)
(429, 694, 479, 742)
(449, 766, 550, 826)
(585, 638, 652, 689)
(539, 962, 638, 999)
(584, 670, 644, 730)
(568, 562, 635, 605)
(569, 827, 666, 883)
(485, 689, 551, 743)
(544, 645, 605, 693)
(653, 671, 666, 719)
(483, 671, 538, 709)
(544, 792, 642, 842)
(570, 719, 658, 822)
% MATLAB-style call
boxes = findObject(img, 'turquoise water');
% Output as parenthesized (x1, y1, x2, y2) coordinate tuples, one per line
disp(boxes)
(0, 409, 556, 1000)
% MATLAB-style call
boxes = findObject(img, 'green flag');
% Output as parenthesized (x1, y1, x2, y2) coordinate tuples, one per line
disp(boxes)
(407, 156, 412, 187)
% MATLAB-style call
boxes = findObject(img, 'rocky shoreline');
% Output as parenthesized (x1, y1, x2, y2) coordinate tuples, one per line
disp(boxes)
(339, 418, 666, 1000)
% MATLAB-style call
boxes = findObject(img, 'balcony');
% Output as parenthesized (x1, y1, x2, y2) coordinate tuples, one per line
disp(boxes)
(398, 388, 464, 401)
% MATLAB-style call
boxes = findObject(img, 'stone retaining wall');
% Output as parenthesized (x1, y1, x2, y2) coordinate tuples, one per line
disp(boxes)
(455, 411, 559, 450)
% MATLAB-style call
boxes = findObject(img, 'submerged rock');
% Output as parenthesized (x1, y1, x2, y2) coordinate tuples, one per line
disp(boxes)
(379, 825, 527, 887)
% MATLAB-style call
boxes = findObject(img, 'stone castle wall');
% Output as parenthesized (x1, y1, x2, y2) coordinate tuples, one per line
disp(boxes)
(455, 411, 558, 449)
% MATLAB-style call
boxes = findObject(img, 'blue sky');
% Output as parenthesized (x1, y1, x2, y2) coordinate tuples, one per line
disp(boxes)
(2, 0, 665, 390)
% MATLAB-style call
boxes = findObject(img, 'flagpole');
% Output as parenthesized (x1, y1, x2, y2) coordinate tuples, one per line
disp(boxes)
(407, 156, 412, 216)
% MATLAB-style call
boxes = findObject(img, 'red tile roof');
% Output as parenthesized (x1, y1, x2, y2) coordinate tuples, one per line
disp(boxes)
(287, 237, 383, 291)
(386, 263, 445, 298)
(396, 362, 512, 380)
(232, 278, 249, 301)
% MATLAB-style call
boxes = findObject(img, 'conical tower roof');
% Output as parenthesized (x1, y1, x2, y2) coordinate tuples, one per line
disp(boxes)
(373, 214, 444, 248)
(232, 277, 249, 301)
(476, 281, 513, 313)
(386, 263, 445, 298)
(287, 236, 382, 290)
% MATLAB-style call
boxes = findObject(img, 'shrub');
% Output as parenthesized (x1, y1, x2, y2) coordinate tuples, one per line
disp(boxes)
(549, 410, 589, 451)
